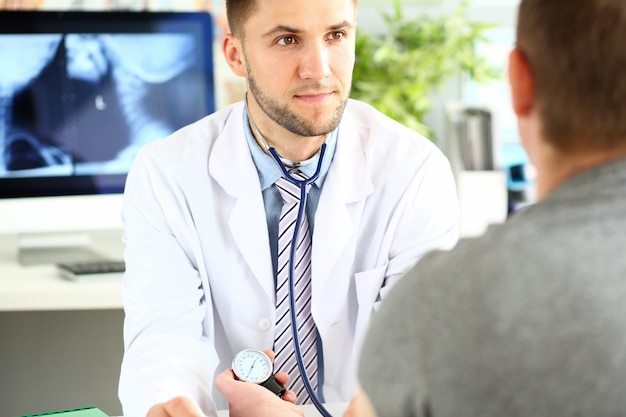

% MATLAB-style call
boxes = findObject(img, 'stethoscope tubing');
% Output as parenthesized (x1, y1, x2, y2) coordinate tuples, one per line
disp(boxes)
(269, 144, 333, 417)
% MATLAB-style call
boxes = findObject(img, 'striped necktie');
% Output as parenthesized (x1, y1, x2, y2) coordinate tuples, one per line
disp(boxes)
(273, 172, 318, 404)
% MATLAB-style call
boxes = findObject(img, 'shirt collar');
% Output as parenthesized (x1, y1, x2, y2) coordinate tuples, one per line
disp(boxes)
(243, 109, 337, 191)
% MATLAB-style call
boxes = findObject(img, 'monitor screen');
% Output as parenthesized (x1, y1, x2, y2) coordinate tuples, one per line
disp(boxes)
(0, 11, 216, 263)
(0, 10, 215, 197)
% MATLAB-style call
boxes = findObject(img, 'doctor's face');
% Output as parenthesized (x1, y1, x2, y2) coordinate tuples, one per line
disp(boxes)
(238, 0, 356, 138)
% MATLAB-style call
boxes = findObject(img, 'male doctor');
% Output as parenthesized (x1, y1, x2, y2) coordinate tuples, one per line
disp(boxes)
(118, 0, 459, 416)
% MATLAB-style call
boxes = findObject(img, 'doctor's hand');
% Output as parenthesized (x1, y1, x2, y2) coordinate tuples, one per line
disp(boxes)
(146, 396, 204, 417)
(215, 350, 303, 417)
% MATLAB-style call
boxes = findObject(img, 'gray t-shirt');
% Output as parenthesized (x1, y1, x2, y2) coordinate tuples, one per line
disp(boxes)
(359, 158, 626, 417)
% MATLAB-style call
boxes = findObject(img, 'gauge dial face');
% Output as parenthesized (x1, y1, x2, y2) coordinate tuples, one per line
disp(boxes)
(232, 349, 273, 383)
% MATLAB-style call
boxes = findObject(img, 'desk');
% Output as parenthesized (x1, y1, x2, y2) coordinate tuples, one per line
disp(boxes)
(0, 230, 126, 416)
(0, 230, 124, 312)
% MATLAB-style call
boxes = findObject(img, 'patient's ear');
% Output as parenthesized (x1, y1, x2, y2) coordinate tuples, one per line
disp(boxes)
(508, 47, 535, 116)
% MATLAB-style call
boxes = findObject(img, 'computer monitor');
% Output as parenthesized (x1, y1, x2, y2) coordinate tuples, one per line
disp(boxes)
(0, 10, 216, 264)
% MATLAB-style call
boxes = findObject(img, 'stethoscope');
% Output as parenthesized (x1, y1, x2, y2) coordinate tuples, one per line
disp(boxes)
(247, 100, 333, 417)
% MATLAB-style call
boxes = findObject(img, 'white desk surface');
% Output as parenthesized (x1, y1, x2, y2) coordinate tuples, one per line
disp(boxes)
(0, 230, 124, 312)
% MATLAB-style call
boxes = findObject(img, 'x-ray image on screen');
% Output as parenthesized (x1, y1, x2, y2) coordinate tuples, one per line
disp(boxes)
(0, 32, 208, 180)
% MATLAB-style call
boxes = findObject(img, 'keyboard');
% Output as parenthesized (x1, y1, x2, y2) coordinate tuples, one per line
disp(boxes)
(56, 260, 125, 282)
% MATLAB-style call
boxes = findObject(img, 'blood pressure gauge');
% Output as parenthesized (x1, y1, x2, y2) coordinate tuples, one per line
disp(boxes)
(232, 349, 286, 398)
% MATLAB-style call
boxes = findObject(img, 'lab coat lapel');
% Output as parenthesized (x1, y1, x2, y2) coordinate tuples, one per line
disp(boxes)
(209, 104, 275, 302)
(312, 113, 374, 300)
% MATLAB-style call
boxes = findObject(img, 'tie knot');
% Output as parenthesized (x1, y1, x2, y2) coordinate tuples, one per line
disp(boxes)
(275, 172, 308, 204)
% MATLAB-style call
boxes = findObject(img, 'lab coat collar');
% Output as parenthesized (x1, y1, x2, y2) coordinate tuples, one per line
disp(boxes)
(208, 101, 375, 307)
(242, 109, 338, 191)
(208, 103, 275, 302)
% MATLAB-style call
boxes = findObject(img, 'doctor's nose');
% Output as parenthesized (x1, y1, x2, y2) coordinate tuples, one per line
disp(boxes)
(298, 41, 331, 81)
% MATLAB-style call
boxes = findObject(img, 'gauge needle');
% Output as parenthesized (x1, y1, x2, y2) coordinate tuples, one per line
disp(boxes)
(246, 358, 258, 378)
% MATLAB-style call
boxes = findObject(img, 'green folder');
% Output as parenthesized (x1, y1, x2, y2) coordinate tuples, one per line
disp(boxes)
(17, 406, 109, 417)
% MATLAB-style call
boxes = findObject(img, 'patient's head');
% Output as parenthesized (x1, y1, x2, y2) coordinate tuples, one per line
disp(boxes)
(516, 0, 626, 152)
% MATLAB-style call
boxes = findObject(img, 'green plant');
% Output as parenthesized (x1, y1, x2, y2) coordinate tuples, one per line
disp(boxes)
(351, 0, 501, 139)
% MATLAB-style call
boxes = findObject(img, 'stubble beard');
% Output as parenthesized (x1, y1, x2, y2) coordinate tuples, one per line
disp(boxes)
(246, 63, 349, 138)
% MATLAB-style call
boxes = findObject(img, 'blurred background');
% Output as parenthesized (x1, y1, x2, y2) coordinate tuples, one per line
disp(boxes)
(0, 1, 530, 416)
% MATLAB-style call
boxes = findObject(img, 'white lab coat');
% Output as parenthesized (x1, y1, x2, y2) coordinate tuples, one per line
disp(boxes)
(119, 99, 459, 417)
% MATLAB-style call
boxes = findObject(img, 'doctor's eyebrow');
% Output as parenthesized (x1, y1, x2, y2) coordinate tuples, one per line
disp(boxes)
(262, 21, 354, 38)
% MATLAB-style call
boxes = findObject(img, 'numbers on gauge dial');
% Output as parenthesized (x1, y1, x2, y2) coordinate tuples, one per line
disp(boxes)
(233, 350, 273, 383)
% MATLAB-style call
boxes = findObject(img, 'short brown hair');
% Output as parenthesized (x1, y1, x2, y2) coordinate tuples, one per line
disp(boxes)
(516, 0, 626, 152)
(224, 0, 257, 39)
(224, 0, 358, 41)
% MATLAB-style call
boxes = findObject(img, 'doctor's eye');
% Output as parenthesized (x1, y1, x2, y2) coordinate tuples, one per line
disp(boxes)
(327, 31, 346, 41)
(277, 35, 297, 46)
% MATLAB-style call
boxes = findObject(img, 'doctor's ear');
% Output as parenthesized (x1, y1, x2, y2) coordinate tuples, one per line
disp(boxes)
(508, 47, 535, 117)
(222, 33, 246, 77)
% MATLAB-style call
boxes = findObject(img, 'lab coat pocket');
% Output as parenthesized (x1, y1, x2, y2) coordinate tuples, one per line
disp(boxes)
(354, 264, 388, 346)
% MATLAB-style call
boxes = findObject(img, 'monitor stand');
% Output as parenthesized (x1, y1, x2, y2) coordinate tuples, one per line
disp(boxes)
(17, 232, 108, 266)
